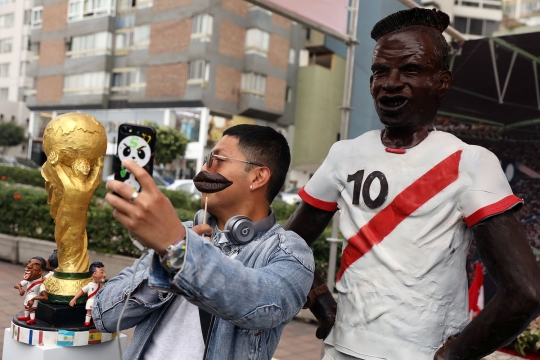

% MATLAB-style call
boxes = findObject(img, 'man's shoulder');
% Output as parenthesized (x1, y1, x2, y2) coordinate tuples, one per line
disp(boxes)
(272, 226, 315, 273)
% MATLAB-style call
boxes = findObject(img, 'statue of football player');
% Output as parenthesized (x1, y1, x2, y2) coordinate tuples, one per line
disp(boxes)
(70, 262, 106, 326)
(14, 257, 48, 325)
(285, 8, 540, 360)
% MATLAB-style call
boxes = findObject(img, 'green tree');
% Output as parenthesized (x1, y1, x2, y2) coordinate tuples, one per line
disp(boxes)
(0, 122, 25, 155)
(143, 121, 189, 165)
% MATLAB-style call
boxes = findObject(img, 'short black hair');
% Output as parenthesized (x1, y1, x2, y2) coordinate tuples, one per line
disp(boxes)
(371, 8, 451, 71)
(89, 261, 105, 274)
(31, 256, 46, 269)
(47, 249, 58, 270)
(223, 125, 290, 203)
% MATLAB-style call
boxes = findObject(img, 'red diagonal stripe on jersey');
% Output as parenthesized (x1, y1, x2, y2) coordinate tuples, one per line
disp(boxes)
(336, 150, 462, 282)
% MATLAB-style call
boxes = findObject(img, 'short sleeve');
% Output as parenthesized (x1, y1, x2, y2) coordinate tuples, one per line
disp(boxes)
(81, 284, 90, 294)
(459, 145, 523, 227)
(299, 142, 343, 212)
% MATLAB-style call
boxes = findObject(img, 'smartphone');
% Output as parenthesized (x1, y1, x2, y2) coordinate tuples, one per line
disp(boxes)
(113, 123, 157, 192)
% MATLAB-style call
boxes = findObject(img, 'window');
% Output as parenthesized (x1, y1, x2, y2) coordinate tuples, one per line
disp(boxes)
(245, 28, 269, 56)
(31, 7, 43, 29)
(118, 0, 152, 10)
(20, 61, 27, 76)
(289, 49, 296, 64)
(241, 72, 266, 97)
(187, 61, 209, 84)
(285, 86, 293, 103)
(462, 1, 479, 7)
(0, 88, 8, 99)
(191, 14, 213, 43)
(454, 16, 500, 37)
(22, 35, 30, 51)
(483, 3, 501, 9)
(111, 68, 144, 93)
(0, 63, 9, 77)
(115, 25, 150, 53)
(0, 13, 14, 28)
(116, 12, 135, 28)
(68, 0, 114, 22)
(24, 9, 32, 25)
(64, 71, 110, 94)
(0, 38, 12, 53)
(68, 31, 113, 58)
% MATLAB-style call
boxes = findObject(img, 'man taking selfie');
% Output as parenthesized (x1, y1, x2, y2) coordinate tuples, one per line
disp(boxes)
(94, 125, 314, 360)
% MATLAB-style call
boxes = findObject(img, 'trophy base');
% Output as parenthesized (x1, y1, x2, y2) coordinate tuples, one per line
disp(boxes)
(36, 303, 89, 328)
(44, 272, 92, 304)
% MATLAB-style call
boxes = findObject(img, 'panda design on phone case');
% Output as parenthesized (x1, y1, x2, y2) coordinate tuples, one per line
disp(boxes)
(117, 135, 151, 191)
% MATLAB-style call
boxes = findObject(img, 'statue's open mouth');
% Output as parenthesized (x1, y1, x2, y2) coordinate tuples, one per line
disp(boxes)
(193, 171, 233, 193)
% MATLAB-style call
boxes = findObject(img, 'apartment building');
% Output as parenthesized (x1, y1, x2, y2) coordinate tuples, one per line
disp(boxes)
(420, 0, 503, 39)
(503, 0, 540, 26)
(26, 0, 304, 176)
(0, 0, 33, 158)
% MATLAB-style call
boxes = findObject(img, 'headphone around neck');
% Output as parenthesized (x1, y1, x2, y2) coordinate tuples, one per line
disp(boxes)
(193, 208, 276, 245)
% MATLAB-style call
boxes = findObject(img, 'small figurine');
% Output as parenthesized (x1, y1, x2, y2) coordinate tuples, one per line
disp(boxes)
(44, 249, 58, 279)
(69, 262, 106, 326)
(14, 257, 48, 325)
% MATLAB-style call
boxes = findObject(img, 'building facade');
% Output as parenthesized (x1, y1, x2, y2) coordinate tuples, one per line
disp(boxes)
(26, 0, 304, 177)
(0, 0, 33, 158)
(503, 0, 540, 26)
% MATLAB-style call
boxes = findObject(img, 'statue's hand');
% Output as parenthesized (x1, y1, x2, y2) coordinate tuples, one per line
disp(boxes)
(49, 151, 59, 166)
(434, 336, 457, 360)
(96, 156, 104, 169)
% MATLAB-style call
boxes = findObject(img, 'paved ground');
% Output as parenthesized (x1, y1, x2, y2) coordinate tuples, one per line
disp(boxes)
(0, 260, 522, 360)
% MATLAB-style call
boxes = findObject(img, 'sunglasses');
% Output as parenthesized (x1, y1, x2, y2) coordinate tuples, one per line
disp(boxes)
(203, 152, 264, 169)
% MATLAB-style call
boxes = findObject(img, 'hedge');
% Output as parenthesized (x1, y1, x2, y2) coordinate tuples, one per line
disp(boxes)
(0, 166, 341, 279)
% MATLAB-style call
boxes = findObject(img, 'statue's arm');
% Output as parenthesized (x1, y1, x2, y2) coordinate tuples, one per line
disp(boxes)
(284, 201, 337, 339)
(284, 201, 335, 246)
(440, 210, 540, 359)
(88, 156, 104, 192)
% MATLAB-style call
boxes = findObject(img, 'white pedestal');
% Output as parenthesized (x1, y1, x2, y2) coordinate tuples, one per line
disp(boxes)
(3, 329, 127, 360)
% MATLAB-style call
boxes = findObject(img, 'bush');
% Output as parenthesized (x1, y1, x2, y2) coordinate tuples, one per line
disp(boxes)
(0, 165, 46, 188)
(0, 168, 342, 279)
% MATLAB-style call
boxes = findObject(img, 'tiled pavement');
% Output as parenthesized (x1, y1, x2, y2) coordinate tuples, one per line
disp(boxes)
(0, 260, 522, 360)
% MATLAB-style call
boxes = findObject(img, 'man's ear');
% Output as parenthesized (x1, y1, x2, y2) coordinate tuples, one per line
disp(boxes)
(369, 75, 374, 96)
(250, 166, 271, 191)
(436, 70, 453, 99)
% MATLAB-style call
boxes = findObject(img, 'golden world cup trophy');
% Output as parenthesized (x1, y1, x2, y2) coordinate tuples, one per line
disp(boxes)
(41, 113, 107, 304)
(6, 113, 122, 353)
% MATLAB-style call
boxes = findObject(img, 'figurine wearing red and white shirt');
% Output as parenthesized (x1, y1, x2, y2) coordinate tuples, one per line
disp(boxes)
(70, 262, 106, 326)
(14, 257, 48, 325)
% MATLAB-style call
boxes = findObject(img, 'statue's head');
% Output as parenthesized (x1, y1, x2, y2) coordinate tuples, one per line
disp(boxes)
(370, 8, 453, 129)
(43, 113, 107, 176)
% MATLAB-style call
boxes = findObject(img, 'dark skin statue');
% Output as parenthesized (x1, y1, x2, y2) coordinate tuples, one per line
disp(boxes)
(285, 28, 540, 359)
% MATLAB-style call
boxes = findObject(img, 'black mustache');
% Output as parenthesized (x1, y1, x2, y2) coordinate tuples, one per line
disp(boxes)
(193, 171, 233, 193)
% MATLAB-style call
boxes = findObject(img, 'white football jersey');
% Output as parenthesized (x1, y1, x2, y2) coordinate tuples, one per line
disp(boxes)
(300, 130, 521, 360)
(20, 279, 46, 308)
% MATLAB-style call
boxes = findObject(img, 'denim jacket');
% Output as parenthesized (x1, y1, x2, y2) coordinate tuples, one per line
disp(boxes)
(92, 221, 314, 360)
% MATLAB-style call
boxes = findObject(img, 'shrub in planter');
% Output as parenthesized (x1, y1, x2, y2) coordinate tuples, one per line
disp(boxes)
(0, 183, 55, 240)
(0, 165, 46, 188)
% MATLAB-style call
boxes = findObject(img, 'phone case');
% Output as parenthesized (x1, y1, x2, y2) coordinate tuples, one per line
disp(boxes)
(113, 123, 157, 192)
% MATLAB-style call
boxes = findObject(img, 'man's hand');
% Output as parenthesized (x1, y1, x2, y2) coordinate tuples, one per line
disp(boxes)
(192, 224, 213, 241)
(27, 300, 34, 308)
(105, 159, 185, 254)
(434, 336, 457, 360)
